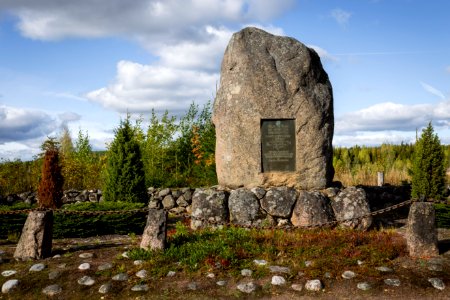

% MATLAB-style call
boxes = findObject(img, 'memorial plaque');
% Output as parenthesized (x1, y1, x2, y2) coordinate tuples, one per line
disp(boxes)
(261, 119, 296, 172)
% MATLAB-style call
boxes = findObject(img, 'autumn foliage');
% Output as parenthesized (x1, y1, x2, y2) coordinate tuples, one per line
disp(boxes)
(38, 147, 64, 209)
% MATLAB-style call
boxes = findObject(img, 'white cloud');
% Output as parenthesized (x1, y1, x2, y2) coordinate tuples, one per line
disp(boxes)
(307, 45, 338, 62)
(333, 131, 416, 147)
(420, 81, 445, 100)
(331, 8, 351, 26)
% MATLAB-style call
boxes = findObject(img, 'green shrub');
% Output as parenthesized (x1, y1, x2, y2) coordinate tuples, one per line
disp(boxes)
(435, 203, 450, 228)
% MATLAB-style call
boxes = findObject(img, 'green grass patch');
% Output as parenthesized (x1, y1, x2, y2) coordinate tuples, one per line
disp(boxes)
(435, 203, 450, 228)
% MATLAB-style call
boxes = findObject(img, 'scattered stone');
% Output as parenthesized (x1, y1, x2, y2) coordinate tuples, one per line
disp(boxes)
(99, 282, 112, 294)
(251, 187, 266, 199)
(206, 273, 215, 278)
(187, 282, 198, 290)
(167, 271, 176, 277)
(376, 266, 393, 273)
(428, 264, 443, 272)
(0, 250, 4, 255)
(2, 279, 19, 293)
(78, 276, 95, 286)
(357, 260, 364, 266)
(357, 282, 371, 291)
(384, 278, 401, 287)
(79, 253, 94, 259)
(131, 284, 149, 292)
(29, 263, 46, 272)
(305, 279, 323, 291)
(272, 275, 286, 286)
(53, 254, 61, 258)
(190, 188, 229, 230)
(324, 272, 332, 279)
(291, 191, 335, 227)
(112, 273, 128, 281)
(136, 270, 147, 279)
(331, 187, 372, 230)
(269, 266, 291, 274)
(261, 187, 297, 218)
(305, 260, 313, 267)
(342, 270, 356, 279)
(42, 284, 62, 296)
(297, 271, 305, 277)
(98, 262, 113, 271)
(406, 202, 439, 258)
(241, 269, 253, 277)
(237, 282, 259, 293)
(57, 263, 66, 269)
(291, 283, 303, 292)
(254, 259, 268, 266)
(133, 260, 144, 266)
(1, 270, 17, 277)
(140, 209, 168, 251)
(48, 270, 61, 280)
(121, 251, 129, 258)
(159, 188, 171, 198)
(216, 280, 227, 286)
(78, 263, 91, 270)
(229, 188, 265, 226)
(428, 278, 445, 290)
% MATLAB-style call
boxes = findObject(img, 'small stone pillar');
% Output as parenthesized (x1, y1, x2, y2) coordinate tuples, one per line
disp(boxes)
(14, 210, 53, 260)
(406, 202, 439, 258)
(377, 172, 384, 187)
(140, 209, 167, 251)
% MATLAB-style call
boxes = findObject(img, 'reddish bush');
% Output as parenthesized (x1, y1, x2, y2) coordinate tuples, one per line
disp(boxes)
(38, 148, 64, 209)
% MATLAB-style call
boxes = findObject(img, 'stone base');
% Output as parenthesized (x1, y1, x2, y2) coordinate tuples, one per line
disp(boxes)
(406, 202, 439, 258)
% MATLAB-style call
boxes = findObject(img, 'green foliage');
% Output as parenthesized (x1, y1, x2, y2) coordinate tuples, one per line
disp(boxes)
(62, 201, 144, 211)
(0, 159, 38, 195)
(435, 203, 450, 228)
(104, 115, 147, 203)
(411, 122, 446, 200)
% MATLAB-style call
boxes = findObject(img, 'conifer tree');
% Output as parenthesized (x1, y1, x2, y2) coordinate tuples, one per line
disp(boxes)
(411, 122, 446, 200)
(104, 116, 147, 203)
(38, 138, 64, 208)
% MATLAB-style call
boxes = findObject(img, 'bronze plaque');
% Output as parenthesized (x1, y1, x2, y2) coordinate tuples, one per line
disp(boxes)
(261, 119, 296, 172)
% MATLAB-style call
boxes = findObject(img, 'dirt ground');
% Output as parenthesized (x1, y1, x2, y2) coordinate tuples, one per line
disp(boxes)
(0, 228, 449, 300)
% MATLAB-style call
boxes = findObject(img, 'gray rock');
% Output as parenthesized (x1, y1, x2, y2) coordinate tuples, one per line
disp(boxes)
(112, 273, 128, 281)
(428, 278, 445, 290)
(140, 209, 167, 251)
(305, 279, 323, 291)
(42, 284, 62, 296)
(136, 270, 147, 279)
(229, 188, 265, 225)
(216, 280, 227, 286)
(187, 282, 198, 290)
(191, 188, 228, 229)
(384, 278, 400, 286)
(48, 270, 61, 280)
(1, 270, 17, 277)
(261, 187, 297, 218)
(167, 271, 176, 277)
(158, 188, 171, 197)
(2, 279, 19, 293)
(29, 263, 46, 272)
(79, 252, 94, 259)
(406, 202, 439, 258)
(251, 187, 266, 199)
(0, 250, 4, 255)
(172, 189, 182, 198)
(213, 27, 334, 190)
(98, 262, 113, 271)
(176, 195, 189, 207)
(241, 269, 253, 277)
(269, 266, 291, 274)
(271, 275, 286, 286)
(162, 195, 176, 209)
(78, 275, 95, 286)
(183, 189, 193, 202)
(304, 260, 313, 267)
(291, 191, 335, 227)
(331, 187, 372, 230)
(206, 272, 215, 278)
(357, 282, 371, 291)
(237, 282, 259, 293)
(78, 263, 91, 270)
(131, 284, 149, 292)
(253, 259, 268, 266)
(291, 283, 303, 292)
(324, 272, 332, 278)
(428, 264, 443, 272)
(133, 260, 144, 266)
(376, 266, 393, 272)
(14, 210, 53, 260)
(99, 282, 112, 294)
(342, 270, 356, 279)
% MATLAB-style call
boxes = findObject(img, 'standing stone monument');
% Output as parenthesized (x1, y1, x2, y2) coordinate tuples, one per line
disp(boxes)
(213, 27, 334, 189)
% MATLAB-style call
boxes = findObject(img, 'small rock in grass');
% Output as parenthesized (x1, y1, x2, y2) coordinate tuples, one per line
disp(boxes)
(112, 273, 128, 281)
(121, 251, 129, 258)
(305, 279, 323, 291)
(384, 278, 400, 287)
(133, 260, 143, 266)
(428, 264, 443, 272)
(79, 253, 94, 259)
(98, 262, 113, 271)
(357, 260, 364, 266)
(52, 254, 61, 259)
(0, 250, 5, 255)
(99, 282, 112, 294)
(206, 273, 215, 278)
(237, 282, 258, 293)
(136, 270, 147, 279)
(216, 280, 227, 286)
(357, 282, 371, 291)
(269, 266, 291, 274)
(1, 270, 17, 277)
(241, 269, 252, 277)
(428, 278, 445, 290)
(342, 270, 356, 279)
(78, 263, 91, 270)
(131, 284, 149, 292)
(187, 282, 198, 290)
(29, 263, 45, 272)
(376, 266, 393, 273)
(291, 283, 303, 292)
(253, 259, 267, 266)
(78, 276, 95, 286)
(2, 279, 19, 293)
(305, 260, 313, 267)
(324, 272, 332, 279)
(271, 275, 286, 286)
(42, 284, 62, 296)
(167, 271, 176, 277)
(48, 271, 61, 280)
(57, 263, 66, 269)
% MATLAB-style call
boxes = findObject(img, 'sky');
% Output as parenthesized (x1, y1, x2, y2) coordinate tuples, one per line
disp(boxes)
(0, 0, 449, 160)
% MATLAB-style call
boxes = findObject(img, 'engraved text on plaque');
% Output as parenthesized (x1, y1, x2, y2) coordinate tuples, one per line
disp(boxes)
(261, 119, 295, 172)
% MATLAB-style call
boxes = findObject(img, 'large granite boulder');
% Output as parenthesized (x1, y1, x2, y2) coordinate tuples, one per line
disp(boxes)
(331, 187, 372, 230)
(406, 202, 439, 258)
(213, 27, 334, 189)
(260, 187, 297, 218)
(228, 188, 265, 226)
(140, 209, 167, 251)
(291, 191, 335, 227)
(14, 210, 53, 260)
(191, 188, 228, 230)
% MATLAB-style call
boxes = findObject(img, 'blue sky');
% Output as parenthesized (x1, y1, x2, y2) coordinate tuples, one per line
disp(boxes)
(0, 0, 449, 160)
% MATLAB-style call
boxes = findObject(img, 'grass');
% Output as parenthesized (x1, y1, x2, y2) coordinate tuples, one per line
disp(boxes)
(128, 222, 407, 279)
